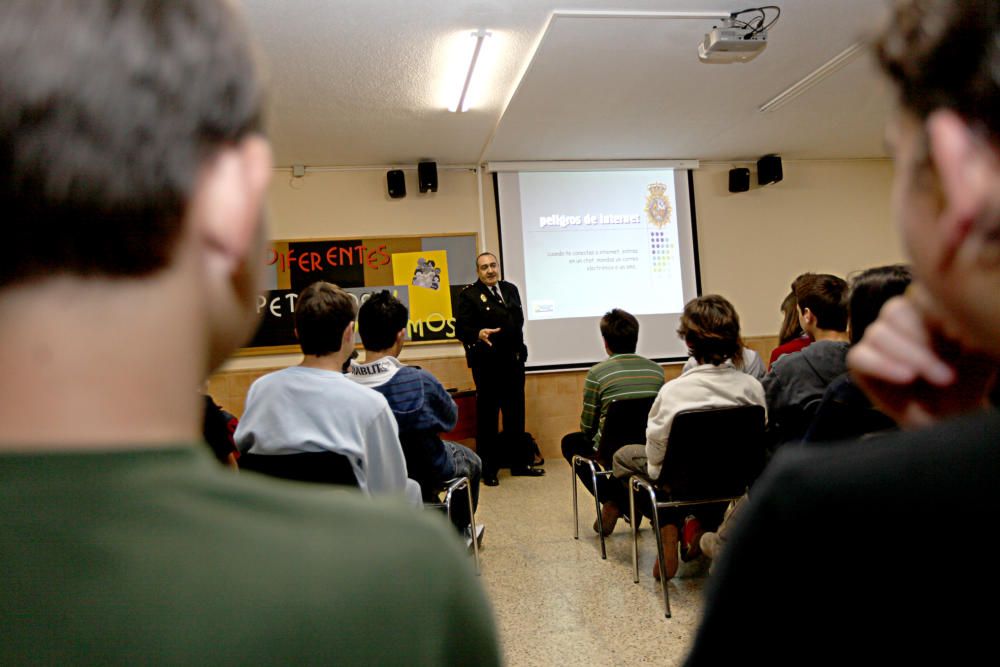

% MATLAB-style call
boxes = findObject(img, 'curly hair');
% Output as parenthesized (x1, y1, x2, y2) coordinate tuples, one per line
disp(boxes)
(678, 295, 744, 367)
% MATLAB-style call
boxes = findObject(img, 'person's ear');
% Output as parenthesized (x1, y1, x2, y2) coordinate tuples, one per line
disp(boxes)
(927, 110, 992, 264)
(343, 320, 356, 350)
(190, 135, 273, 371)
(191, 135, 273, 280)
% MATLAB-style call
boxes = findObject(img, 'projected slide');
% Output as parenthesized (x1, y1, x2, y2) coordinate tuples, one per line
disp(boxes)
(518, 170, 685, 321)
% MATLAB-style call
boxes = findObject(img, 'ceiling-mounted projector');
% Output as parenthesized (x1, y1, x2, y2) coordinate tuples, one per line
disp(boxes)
(698, 21, 768, 63)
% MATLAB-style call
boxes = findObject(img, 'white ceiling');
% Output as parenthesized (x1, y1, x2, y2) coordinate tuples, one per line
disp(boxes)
(242, 0, 893, 167)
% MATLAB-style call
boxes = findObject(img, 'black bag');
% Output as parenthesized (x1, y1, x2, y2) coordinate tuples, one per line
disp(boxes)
(497, 431, 542, 468)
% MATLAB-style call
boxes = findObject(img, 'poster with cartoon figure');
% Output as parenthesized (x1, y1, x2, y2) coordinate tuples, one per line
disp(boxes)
(244, 233, 477, 353)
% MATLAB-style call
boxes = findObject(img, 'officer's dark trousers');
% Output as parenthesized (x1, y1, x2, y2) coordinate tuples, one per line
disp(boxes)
(472, 360, 525, 477)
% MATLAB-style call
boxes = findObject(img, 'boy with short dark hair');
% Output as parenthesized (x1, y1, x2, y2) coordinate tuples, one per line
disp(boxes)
(763, 273, 850, 443)
(350, 290, 483, 533)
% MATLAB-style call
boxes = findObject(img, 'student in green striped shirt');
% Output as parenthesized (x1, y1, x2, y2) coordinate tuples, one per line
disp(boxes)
(561, 309, 665, 535)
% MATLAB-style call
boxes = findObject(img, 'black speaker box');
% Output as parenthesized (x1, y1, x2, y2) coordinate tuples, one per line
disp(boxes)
(757, 155, 783, 185)
(386, 169, 406, 198)
(728, 168, 750, 193)
(418, 161, 438, 193)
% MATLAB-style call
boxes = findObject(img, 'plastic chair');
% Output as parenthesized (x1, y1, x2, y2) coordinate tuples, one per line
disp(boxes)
(238, 451, 359, 487)
(571, 396, 656, 558)
(628, 404, 766, 617)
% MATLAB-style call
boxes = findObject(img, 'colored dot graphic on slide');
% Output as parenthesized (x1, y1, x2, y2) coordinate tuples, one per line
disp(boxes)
(649, 231, 673, 273)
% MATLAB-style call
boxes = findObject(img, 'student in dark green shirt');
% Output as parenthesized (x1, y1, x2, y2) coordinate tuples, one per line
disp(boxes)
(0, 3, 500, 664)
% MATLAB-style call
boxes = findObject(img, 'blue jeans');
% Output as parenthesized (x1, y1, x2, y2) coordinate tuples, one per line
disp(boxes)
(443, 440, 481, 512)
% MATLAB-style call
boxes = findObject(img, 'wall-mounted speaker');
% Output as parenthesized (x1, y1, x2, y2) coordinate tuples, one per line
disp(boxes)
(757, 155, 783, 185)
(418, 161, 438, 193)
(728, 168, 750, 193)
(386, 169, 406, 198)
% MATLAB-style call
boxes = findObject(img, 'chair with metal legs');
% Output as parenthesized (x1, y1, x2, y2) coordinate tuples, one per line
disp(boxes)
(627, 404, 766, 617)
(428, 476, 480, 574)
(571, 396, 656, 559)
(397, 432, 482, 573)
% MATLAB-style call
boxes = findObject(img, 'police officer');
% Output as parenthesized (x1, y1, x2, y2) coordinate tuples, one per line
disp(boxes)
(456, 252, 544, 486)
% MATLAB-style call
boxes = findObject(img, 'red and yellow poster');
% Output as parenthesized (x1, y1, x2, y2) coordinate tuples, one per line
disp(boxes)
(243, 233, 478, 353)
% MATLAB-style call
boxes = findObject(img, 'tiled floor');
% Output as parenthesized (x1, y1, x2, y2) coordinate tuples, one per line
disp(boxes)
(475, 462, 709, 667)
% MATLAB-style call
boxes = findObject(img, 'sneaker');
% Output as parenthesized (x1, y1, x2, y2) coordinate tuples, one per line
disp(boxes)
(681, 515, 703, 562)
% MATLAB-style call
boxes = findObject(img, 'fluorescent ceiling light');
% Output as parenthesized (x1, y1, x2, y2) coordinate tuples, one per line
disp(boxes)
(758, 42, 865, 113)
(451, 29, 491, 113)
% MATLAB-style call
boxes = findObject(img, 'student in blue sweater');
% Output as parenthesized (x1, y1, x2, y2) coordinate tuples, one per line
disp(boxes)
(351, 291, 483, 527)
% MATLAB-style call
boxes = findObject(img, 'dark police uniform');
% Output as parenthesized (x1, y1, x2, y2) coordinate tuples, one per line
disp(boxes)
(456, 279, 528, 479)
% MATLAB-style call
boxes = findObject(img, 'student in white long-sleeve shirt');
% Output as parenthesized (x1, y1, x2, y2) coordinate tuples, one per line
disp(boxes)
(613, 295, 765, 581)
(236, 281, 421, 503)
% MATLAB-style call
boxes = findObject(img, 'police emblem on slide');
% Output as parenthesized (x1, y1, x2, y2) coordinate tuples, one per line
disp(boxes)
(645, 182, 672, 228)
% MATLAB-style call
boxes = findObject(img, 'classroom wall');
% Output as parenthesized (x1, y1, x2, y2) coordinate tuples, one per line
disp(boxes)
(267, 168, 482, 239)
(694, 160, 905, 335)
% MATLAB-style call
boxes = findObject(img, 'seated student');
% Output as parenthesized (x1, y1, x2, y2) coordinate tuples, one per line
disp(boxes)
(349, 291, 482, 529)
(687, 268, 907, 562)
(763, 273, 849, 444)
(687, 282, 902, 561)
(236, 282, 421, 503)
(612, 295, 765, 581)
(560, 309, 665, 536)
(0, 2, 499, 663)
(804, 264, 913, 443)
(768, 286, 812, 368)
